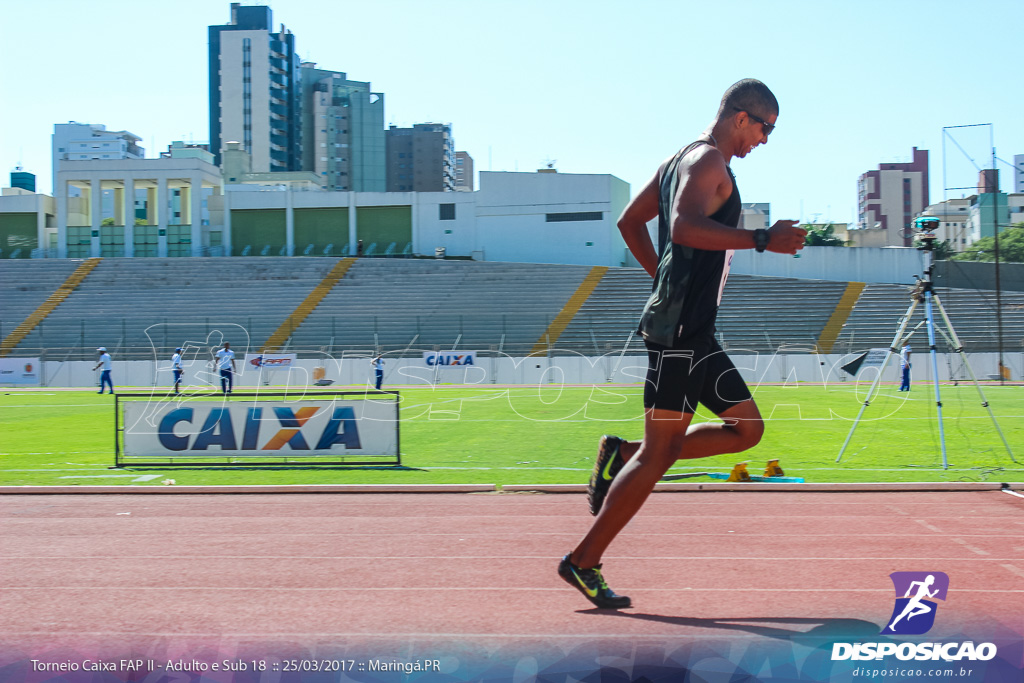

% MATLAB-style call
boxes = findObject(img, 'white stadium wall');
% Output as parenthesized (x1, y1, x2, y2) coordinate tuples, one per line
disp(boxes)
(24, 353, 1021, 389)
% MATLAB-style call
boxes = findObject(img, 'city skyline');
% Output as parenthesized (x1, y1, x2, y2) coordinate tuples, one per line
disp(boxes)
(2, 0, 1022, 226)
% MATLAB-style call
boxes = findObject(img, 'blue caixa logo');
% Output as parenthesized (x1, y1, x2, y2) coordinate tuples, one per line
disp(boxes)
(881, 571, 949, 635)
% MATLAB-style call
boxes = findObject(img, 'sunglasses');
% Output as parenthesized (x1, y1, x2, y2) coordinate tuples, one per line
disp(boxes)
(733, 107, 775, 136)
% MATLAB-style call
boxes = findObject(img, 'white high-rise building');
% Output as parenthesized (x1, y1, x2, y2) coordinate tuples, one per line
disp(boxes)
(51, 122, 144, 193)
(1014, 154, 1023, 193)
(208, 3, 302, 172)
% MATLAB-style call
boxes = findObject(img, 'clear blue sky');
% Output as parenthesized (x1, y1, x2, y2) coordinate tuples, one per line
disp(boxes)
(1, 0, 1021, 225)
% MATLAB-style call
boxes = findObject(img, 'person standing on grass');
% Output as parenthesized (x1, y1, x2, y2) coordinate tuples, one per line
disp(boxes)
(557, 79, 807, 609)
(899, 344, 912, 391)
(171, 347, 184, 395)
(93, 347, 114, 395)
(372, 353, 385, 390)
(215, 342, 236, 394)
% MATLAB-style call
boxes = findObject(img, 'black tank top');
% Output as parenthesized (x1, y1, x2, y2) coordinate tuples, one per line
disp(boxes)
(638, 140, 741, 345)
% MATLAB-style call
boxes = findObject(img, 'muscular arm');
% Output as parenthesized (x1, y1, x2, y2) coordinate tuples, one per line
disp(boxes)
(616, 172, 661, 278)
(671, 149, 806, 253)
(671, 150, 756, 250)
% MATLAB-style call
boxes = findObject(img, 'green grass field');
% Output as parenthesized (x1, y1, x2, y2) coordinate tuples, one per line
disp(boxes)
(1, 383, 1021, 486)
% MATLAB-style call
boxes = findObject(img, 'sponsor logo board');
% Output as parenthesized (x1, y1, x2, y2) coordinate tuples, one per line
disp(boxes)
(123, 400, 396, 457)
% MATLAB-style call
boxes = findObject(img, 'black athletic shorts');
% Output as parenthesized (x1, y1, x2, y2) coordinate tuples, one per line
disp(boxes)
(643, 335, 753, 415)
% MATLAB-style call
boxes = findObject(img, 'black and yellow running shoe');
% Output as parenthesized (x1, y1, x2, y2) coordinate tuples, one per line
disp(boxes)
(557, 553, 631, 609)
(588, 435, 624, 516)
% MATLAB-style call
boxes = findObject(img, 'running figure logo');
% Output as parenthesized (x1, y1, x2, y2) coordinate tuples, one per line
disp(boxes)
(881, 572, 949, 635)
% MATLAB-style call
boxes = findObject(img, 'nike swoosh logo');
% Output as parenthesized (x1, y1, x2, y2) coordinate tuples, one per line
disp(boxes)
(571, 568, 598, 597)
(601, 443, 619, 481)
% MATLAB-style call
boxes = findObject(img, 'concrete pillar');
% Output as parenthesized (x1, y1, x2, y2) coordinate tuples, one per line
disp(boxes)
(285, 189, 295, 256)
(190, 176, 203, 256)
(90, 179, 101, 257)
(123, 177, 135, 258)
(36, 195, 46, 255)
(348, 191, 357, 256)
(223, 189, 232, 257)
(146, 187, 157, 224)
(56, 179, 67, 258)
(113, 187, 124, 226)
(157, 178, 168, 257)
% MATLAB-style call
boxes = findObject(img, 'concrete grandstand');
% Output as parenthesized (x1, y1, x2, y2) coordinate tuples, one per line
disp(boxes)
(2, 256, 1022, 364)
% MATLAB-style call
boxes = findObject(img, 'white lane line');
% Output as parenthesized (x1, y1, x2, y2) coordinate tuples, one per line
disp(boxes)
(0, 532, 1019, 538)
(1002, 488, 1024, 500)
(3, 587, 1022, 593)
(914, 519, 944, 533)
(56, 474, 162, 482)
(2, 555, 1022, 562)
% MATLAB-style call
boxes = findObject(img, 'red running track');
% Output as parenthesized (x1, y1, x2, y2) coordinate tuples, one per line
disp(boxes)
(1, 490, 1022, 663)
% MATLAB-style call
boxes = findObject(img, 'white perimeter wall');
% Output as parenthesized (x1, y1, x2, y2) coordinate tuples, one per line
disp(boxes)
(25, 353, 1022, 389)
(730, 245, 925, 285)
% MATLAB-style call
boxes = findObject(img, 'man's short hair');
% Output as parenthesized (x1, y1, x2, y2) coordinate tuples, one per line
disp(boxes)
(719, 79, 778, 119)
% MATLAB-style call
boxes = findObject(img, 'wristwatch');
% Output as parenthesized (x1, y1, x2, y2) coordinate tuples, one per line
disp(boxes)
(753, 229, 769, 253)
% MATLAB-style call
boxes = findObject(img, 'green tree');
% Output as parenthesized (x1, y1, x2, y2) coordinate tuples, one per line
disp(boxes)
(952, 224, 1024, 263)
(803, 223, 846, 247)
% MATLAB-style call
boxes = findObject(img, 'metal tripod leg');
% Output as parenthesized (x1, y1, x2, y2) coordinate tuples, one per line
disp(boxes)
(923, 291, 949, 469)
(837, 297, 919, 463)
(931, 293, 1017, 464)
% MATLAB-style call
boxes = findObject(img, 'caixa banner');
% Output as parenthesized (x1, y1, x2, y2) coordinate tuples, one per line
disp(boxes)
(120, 398, 398, 462)
(423, 351, 477, 367)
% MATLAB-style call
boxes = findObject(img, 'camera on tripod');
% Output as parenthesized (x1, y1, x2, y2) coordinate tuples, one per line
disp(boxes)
(913, 216, 939, 250)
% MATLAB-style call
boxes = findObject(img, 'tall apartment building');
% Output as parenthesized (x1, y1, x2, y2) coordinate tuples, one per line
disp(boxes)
(52, 122, 144, 194)
(1015, 154, 1023, 193)
(300, 64, 385, 192)
(455, 151, 474, 191)
(208, 3, 302, 171)
(857, 147, 929, 247)
(385, 123, 455, 192)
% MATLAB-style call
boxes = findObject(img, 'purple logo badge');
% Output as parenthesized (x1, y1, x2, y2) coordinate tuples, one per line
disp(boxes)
(881, 572, 949, 635)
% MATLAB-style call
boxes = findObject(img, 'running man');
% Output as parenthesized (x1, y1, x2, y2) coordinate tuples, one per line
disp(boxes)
(214, 342, 236, 394)
(171, 347, 184, 394)
(888, 574, 938, 630)
(558, 79, 807, 609)
(93, 347, 114, 395)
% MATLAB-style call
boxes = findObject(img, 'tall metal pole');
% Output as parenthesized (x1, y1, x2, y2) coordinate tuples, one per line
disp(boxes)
(923, 290, 949, 469)
(991, 134, 1004, 385)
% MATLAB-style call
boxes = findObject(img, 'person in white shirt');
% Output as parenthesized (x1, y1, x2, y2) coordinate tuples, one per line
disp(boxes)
(372, 354, 385, 390)
(214, 342, 237, 394)
(899, 345, 912, 391)
(92, 347, 114, 394)
(171, 347, 184, 395)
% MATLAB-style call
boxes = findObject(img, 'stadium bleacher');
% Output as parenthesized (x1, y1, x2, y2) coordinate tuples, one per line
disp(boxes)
(8, 257, 338, 360)
(835, 282, 1024, 354)
(287, 259, 593, 354)
(0, 259, 80, 343)
(1, 256, 1022, 360)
